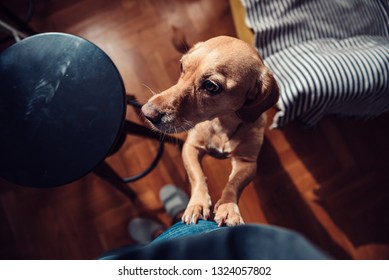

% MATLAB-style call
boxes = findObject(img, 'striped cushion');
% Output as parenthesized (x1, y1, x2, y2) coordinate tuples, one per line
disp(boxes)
(242, 0, 389, 128)
(267, 36, 389, 128)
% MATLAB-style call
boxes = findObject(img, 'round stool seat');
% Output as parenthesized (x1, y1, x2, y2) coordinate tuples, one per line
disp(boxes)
(0, 33, 126, 188)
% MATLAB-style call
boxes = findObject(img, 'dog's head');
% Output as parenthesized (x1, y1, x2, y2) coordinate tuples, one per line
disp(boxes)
(142, 36, 279, 133)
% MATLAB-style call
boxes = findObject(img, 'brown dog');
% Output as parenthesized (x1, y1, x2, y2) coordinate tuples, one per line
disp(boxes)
(142, 36, 279, 226)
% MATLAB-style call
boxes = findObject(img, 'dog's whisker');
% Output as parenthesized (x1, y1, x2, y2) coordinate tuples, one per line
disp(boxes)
(159, 129, 168, 143)
(159, 132, 165, 143)
(141, 83, 159, 96)
(136, 97, 149, 105)
(136, 111, 144, 120)
(182, 119, 195, 131)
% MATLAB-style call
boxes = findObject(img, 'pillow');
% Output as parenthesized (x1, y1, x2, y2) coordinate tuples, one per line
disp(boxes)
(242, 0, 389, 128)
(267, 36, 389, 128)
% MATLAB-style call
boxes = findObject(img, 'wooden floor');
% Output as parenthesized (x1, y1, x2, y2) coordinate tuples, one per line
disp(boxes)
(1, 0, 389, 260)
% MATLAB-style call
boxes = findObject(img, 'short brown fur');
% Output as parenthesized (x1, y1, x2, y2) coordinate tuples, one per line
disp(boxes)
(142, 36, 279, 226)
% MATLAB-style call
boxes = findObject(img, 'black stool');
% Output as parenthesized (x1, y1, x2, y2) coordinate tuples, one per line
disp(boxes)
(0, 32, 182, 199)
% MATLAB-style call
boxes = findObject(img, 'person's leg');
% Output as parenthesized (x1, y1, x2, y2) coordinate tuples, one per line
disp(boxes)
(100, 223, 329, 259)
(128, 217, 165, 244)
(154, 185, 224, 242)
(159, 184, 189, 223)
(151, 219, 221, 243)
(128, 184, 197, 244)
(101, 185, 329, 259)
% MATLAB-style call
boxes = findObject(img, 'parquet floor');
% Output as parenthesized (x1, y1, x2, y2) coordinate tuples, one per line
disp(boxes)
(1, 0, 388, 260)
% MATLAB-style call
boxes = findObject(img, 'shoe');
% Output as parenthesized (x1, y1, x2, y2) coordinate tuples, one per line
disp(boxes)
(159, 184, 189, 220)
(128, 217, 164, 244)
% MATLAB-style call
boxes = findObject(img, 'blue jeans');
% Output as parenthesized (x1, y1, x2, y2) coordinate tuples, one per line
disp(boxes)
(100, 220, 329, 259)
(152, 219, 221, 243)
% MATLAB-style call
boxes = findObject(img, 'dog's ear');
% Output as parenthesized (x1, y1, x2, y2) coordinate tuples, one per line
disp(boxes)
(235, 67, 279, 123)
(171, 26, 192, 54)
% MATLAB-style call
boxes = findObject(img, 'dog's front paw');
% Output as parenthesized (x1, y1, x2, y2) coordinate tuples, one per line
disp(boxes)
(214, 201, 244, 227)
(182, 195, 211, 224)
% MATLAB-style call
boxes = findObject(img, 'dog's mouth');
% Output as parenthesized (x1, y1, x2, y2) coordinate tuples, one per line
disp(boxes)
(144, 114, 195, 134)
(147, 121, 194, 134)
(142, 103, 197, 134)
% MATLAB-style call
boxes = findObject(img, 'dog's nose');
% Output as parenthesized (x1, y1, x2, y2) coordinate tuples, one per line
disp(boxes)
(145, 112, 164, 125)
(141, 103, 164, 125)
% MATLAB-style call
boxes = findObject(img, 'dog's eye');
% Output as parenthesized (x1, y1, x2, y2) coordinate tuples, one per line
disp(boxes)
(203, 80, 221, 94)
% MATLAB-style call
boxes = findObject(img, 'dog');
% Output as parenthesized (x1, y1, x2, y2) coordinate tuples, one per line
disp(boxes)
(141, 35, 279, 226)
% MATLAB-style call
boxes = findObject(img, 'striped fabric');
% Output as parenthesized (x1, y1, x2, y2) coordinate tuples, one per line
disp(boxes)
(242, 0, 389, 128)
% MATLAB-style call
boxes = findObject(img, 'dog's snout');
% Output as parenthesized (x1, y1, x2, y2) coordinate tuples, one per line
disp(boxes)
(145, 112, 164, 125)
(142, 103, 164, 125)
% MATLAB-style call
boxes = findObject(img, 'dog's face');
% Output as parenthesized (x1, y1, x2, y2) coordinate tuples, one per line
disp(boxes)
(142, 36, 279, 133)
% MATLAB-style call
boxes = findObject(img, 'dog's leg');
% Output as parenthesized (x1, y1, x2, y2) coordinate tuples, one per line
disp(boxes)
(214, 158, 257, 226)
(181, 142, 212, 224)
